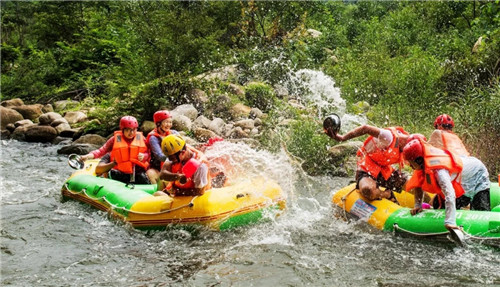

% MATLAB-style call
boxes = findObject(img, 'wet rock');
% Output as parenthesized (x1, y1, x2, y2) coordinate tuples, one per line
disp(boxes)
(172, 104, 198, 121)
(24, 125, 58, 143)
(140, 120, 155, 135)
(73, 134, 107, 146)
(14, 119, 34, 127)
(234, 119, 254, 130)
(64, 111, 87, 124)
(193, 115, 212, 130)
(59, 128, 80, 138)
(193, 128, 217, 142)
(50, 118, 69, 127)
(208, 117, 225, 135)
(172, 114, 192, 131)
(327, 141, 362, 162)
(39, 112, 63, 125)
(1, 98, 24, 108)
(6, 123, 16, 133)
(213, 95, 232, 114)
(1, 129, 10, 139)
(11, 104, 43, 122)
(42, 104, 54, 113)
(229, 126, 248, 139)
(57, 143, 101, 155)
(54, 122, 72, 134)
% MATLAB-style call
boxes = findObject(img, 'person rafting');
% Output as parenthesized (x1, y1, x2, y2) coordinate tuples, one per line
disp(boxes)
(80, 116, 151, 184)
(324, 118, 409, 202)
(428, 114, 490, 210)
(156, 134, 210, 196)
(145, 110, 179, 184)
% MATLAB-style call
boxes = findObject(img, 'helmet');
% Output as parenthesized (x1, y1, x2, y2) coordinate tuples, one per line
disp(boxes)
(119, 116, 138, 130)
(161, 134, 186, 156)
(403, 139, 424, 162)
(153, 110, 171, 124)
(434, 114, 454, 129)
(323, 114, 341, 134)
(407, 133, 427, 143)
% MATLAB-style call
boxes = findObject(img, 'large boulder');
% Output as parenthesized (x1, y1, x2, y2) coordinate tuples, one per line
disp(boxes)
(11, 104, 43, 122)
(24, 125, 58, 143)
(54, 122, 72, 134)
(14, 119, 34, 127)
(42, 104, 54, 113)
(187, 89, 209, 110)
(73, 134, 107, 146)
(50, 118, 69, 127)
(140, 120, 155, 135)
(326, 141, 363, 162)
(39, 112, 63, 125)
(193, 128, 217, 142)
(64, 111, 87, 124)
(171, 114, 192, 131)
(1, 98, 24, 108)
(57, 143, 101, 155)
(1, 106, 24, 130)
(234, 119, 255, 130)
(208, 117, 225, 135)
(172, 104, 198, 121)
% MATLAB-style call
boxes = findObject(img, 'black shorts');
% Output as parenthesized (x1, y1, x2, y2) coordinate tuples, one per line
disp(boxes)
(355, 170, 407, 193)
(433, 188, 490, 211)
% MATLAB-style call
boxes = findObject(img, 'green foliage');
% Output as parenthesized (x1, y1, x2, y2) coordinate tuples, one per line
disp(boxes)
(244, 82, 276, 112)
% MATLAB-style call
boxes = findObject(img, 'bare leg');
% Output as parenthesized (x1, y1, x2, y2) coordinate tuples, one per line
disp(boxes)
(146, 168, 160, 184)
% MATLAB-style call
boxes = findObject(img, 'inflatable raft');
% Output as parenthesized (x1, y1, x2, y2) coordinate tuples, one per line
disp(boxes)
(62, 159, 286, 230)
(332, 182, 500, 246)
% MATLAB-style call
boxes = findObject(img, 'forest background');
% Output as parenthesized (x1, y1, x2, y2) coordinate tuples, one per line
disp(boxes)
(1, 1, 499, 179)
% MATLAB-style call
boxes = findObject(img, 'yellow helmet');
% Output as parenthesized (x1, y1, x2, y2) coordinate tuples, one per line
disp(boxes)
(161, 134, 186, 156)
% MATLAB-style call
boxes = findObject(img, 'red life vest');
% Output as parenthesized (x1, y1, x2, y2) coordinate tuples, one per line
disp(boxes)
(440, 130, 470, 157)
(406, 141, 465, 200)
(357, 127, 408, 180)
(167, 150, 211, 190)
(110, 131, 149, 174)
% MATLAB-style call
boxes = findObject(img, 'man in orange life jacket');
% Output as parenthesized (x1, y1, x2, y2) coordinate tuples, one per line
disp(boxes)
(80, 116, 150, 184)
(325, 124, 409, 201)
(145, 110, 180, 184)
(428, 114, 490, 211)
(403, 137, 467, 231)
(156, 135, 210, 197)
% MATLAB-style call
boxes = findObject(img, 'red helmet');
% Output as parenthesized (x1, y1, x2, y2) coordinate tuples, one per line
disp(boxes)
(403, 139, 424, 161)
(153, 110, 171, 124)
(434, 114, 454, 129)
(407, 133, 427, 143)
(119, 116, 138, 130)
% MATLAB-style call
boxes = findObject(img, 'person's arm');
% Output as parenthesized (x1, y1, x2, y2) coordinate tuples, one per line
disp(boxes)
(327, 125, 381, 142)
(171, 163, 209, 196)
(95, 154, 116, 176)
(149, 136, 167, 162)
(159, 161, 186, 183)
(435, 169, 458, 230)
(81, 137, 114, 160)
(410, 187, 424, 215)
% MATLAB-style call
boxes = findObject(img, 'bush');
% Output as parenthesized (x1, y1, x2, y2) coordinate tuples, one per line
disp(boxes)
(244, 82, 277, 112)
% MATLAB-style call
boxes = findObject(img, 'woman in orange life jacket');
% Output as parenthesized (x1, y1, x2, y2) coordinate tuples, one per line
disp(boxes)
(80, 116, 151, 184)
(325, 123, 410, 201)
(428, 114, 490, 211)
(403, 137, 467, 231)
(145, 110, 180, 184)
(155, 134, 210, 197)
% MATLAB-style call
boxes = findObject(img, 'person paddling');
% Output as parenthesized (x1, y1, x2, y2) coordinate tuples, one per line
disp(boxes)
(80, 116, 150, 184)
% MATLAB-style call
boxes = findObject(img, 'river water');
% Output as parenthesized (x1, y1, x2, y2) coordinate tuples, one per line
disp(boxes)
(1, 139, 499, 286)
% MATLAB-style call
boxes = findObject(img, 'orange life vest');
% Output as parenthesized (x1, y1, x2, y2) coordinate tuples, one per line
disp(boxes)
(145, 128, 171, 147)
(440, 130, 470, 157)
(357, 127, 408, 180)
(146, 128, 171, 169)
(406, 141, 465, 200)
(110, 131, 149, 174)
(167, 150, 211, 190)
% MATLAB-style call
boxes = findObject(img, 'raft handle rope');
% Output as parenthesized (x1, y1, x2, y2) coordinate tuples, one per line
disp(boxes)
(341, 187, 357, 221)
(63, 184, 197, 215)
(393, 223, 500, 243)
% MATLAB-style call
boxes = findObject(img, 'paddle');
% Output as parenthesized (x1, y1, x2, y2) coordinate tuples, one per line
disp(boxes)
(68, 154, 84, 170)
(448, 227, 466, 247)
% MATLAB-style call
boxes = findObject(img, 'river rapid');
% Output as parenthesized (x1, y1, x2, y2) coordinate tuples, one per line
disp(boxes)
(1, 139, 499, 287)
